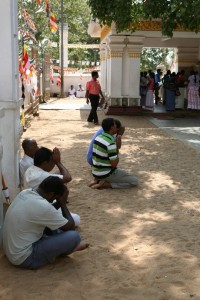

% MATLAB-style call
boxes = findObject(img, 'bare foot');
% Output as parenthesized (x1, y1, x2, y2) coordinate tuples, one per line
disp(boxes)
(74, 241, 90, 252)
(91, 183, 102, 189)
(91, 180, 111, 189)
(88, 179, 99, 187)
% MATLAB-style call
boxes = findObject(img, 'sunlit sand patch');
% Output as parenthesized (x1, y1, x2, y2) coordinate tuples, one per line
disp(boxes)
(105, 206, 124, 216)
(139, 171, 180, 191)
(134, 210, 173, 222)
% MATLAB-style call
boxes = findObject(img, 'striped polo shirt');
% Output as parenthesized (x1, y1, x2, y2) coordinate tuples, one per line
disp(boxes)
(92, 132, 118, 178)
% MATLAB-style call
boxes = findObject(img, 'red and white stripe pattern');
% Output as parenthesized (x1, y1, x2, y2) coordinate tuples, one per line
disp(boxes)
(50, 12, 58, 33)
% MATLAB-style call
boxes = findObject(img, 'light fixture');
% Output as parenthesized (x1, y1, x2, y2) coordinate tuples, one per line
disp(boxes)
(124, 36, 129, 47)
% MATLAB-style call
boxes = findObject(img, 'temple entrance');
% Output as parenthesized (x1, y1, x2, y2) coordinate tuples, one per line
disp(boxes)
(88, 21, 200, 115)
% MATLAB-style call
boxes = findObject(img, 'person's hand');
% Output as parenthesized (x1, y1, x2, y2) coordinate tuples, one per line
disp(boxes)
(116, 135, 122, 149)
(56, 186, 69, 207)
(100, 97, 105, 104)
(52, 147, 61, 164)
(86, 98, 89, 104)
(117, 125, 125, 136)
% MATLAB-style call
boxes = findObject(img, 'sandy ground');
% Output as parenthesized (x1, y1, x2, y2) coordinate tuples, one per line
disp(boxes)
(1, 98, 200, 300)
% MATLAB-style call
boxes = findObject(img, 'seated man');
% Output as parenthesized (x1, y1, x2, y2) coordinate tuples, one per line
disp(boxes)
(24, 147, 80, 226)
(3, 176, 89, 269)
(76, 84, 85, 98)
(68, 85, 76, 98)
(77, 84, 84, 91)
(87, 119, 125, 166)
(89, 118, 138, 189)
(24, 147, 71, 188)
(19, 138, 39, 183)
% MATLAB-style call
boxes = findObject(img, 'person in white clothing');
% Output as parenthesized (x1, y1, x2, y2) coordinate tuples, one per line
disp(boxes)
(19, 138, 39, 184)
(3, 176, 89, 269)
(68, 85, 76, 98)
(24, 147, 80, 226)
(24, 147, 71, 189)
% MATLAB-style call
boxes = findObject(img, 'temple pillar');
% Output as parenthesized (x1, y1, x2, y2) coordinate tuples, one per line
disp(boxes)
(0, 0, 22, 209)
(122, 36, 144, 106)
(176, 46, 199, 72)
(99, 44, 107, 93)
(106, 36, 124, 106)
(196, 40, 200, 72)
(0, 110, 4, 243)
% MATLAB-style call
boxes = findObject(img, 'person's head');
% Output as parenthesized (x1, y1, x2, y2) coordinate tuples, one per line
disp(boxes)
(22, 138, 39, 158)
(34, 147, 55, 172)
(101, 118, 118, 135)
(91, 71, 99, 80)
(115, 119, 121, 130)
(150, 72, 155, 79)
(167, 70, 171, 75)
(70, 85, 74, 89)
(114, 119, 125, 136)
(38, 176, 65, 203)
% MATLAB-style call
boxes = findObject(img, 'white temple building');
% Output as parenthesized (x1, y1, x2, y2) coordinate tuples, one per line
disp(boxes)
(88, 20, 200, 114)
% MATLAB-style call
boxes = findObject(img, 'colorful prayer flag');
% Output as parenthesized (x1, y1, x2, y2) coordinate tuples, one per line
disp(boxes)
(45, 0, 50, 17)
(50, 12, 58, 34)
(23, 45, 30, 71)
(23, 9, 36, 32)
(56, 73, 61, 86)
(36, 0, 41, 4)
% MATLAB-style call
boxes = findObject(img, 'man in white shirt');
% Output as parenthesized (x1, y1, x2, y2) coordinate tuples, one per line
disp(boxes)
(24, 147, 71, 189)
(24, 147, 80, 226)
(19, 138, 39, 183)
(3, 176, 89, 269)
(68, 85, 76, 98)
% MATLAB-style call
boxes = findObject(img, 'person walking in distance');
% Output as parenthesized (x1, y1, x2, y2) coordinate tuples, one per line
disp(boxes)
(86, 71, 105, 125)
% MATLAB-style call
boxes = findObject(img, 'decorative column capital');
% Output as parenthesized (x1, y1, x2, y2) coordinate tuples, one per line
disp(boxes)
(107, 43, 124, 59)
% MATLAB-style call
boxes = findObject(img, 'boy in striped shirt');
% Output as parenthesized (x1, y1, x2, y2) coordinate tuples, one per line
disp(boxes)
(90, 118, 138, 189)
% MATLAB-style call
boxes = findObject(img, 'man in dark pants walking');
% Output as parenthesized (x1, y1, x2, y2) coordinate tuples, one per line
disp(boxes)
(86, 71, 105, 125)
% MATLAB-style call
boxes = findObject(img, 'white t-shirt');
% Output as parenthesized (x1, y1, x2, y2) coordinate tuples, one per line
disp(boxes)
(3, 189, 67, 265)
(24, 165, 63, 189)
(68, 88, 76, 95)
(23, 166, 81, 227)
(19, 155, 34, 182)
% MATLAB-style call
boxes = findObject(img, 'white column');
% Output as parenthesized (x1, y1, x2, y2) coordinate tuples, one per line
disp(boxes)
(0, 0, 22, 204)
(59, 23, 68, 68)
(125, 37, 144, 105)
(106, 46, 111, 98)
(176, 46, 199, 72)
(106, 36, 124, 105)
(99, 44, 107, 93)
(198, 40, 200, 62)
(0, 110, 4, 244)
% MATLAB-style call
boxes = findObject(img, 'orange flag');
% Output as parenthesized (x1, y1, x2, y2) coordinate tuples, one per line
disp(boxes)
(50, 12, 58, 33)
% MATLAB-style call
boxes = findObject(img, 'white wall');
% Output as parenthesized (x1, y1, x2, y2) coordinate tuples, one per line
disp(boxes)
(50, 74, 91, 96)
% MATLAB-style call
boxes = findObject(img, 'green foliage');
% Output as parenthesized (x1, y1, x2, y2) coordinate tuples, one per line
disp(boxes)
(140, 48, 174, 71)
(87, 0, 200, 36)
(18, 0, 99, 66)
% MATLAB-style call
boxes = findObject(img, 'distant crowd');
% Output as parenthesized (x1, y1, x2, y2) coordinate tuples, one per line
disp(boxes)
(140, 69, 200, 111)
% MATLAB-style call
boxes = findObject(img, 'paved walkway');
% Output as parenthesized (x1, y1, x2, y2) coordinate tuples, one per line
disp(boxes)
(147, 115, 200, 152)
